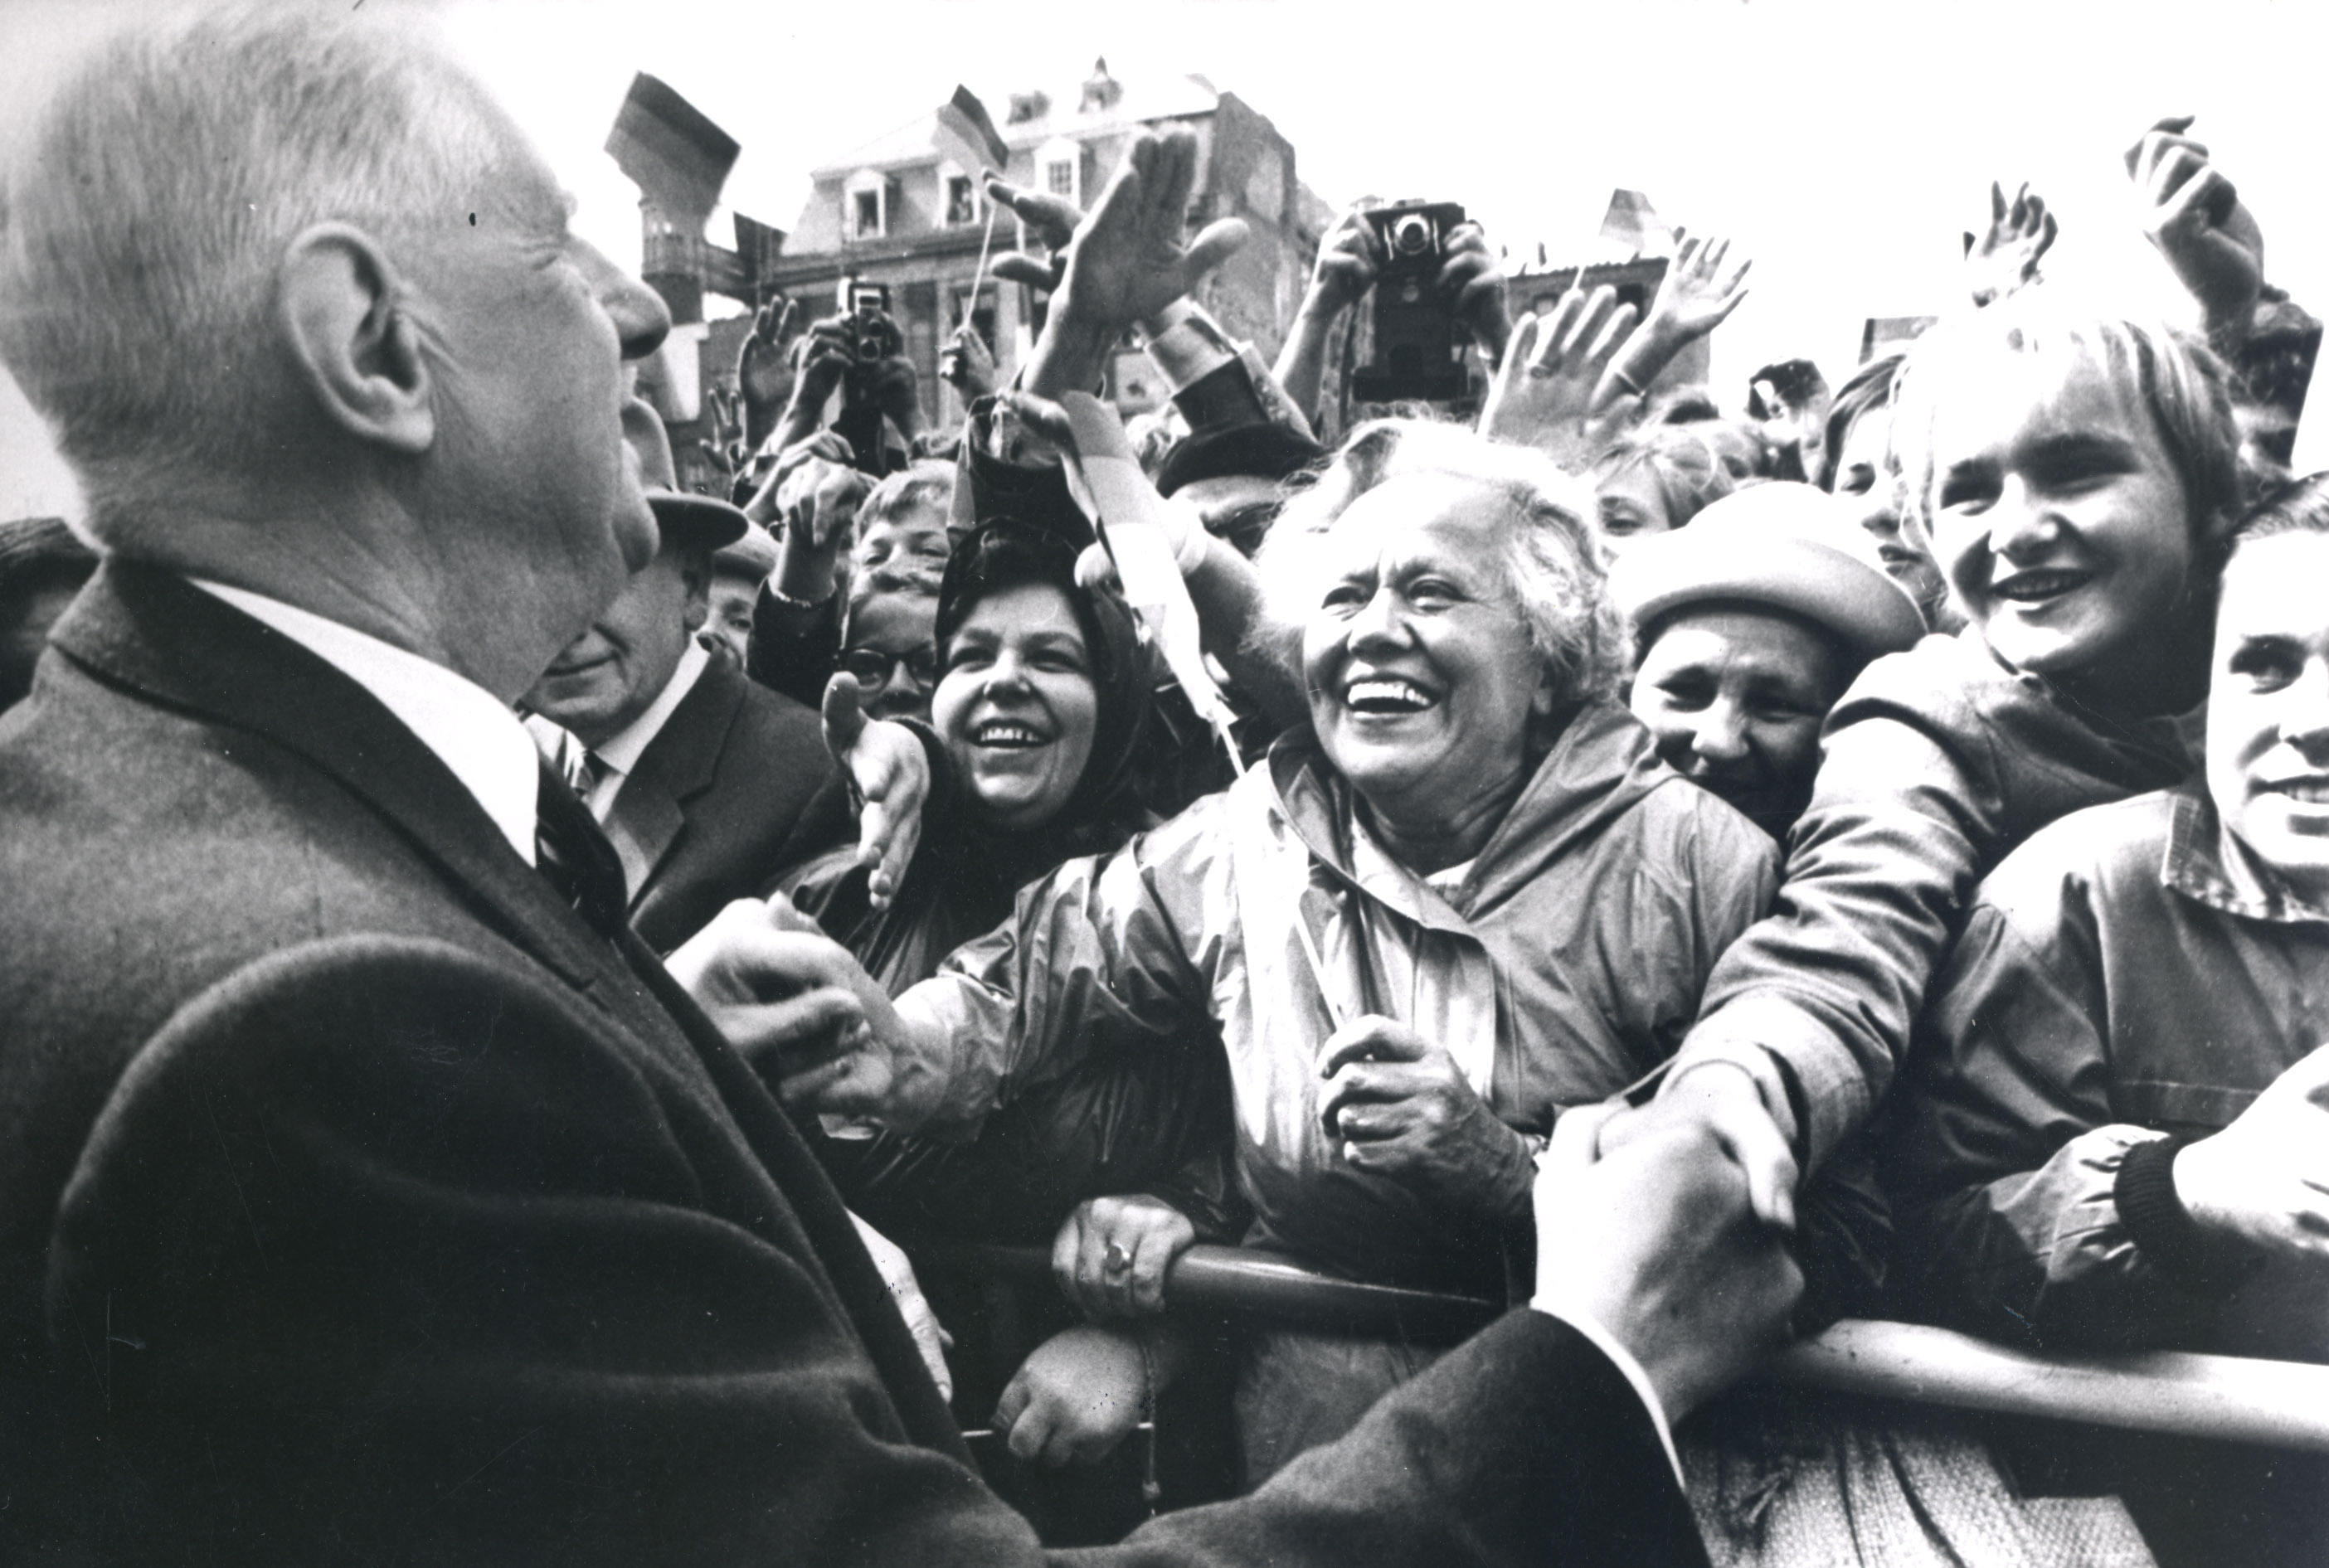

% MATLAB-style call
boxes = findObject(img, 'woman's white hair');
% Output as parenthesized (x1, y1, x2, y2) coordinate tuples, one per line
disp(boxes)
(0, 7, 518, 537)
(1253, 418, 1628, 706)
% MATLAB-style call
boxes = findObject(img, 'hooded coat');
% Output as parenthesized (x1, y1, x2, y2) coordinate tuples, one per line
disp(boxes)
(897, 698, 1779, 1298)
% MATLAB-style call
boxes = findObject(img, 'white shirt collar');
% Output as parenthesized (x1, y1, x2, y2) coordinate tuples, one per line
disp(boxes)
(186, 578, 542, 866)
(587, 638, 711, 808)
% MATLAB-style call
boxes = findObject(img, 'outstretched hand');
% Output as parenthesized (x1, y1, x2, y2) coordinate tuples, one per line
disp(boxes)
(2125, 115, 2264, 333)
(664, 897, 873, 1092)
(1962, 180, 2058, 307)
(1480, 286, 1639, 465)
(1597, 1055, 1801, 1231)
(1534, 1104, 1802, 1425)
(822, 672, 929, 911)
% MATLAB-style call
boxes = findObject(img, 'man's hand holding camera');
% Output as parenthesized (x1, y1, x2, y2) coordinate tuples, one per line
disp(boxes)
(1299, 207, 1381, 325)
(1437, 220, 1513, 369)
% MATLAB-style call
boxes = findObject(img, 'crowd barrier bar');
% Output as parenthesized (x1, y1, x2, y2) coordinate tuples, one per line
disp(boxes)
(918, 1240, 2329, 1454)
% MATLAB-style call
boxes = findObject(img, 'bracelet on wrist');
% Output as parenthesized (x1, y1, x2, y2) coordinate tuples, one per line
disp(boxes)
(766, 582, 836, 610)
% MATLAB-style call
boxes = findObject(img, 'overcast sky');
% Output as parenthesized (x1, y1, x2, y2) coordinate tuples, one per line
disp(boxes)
(7, 0, 2327, 518)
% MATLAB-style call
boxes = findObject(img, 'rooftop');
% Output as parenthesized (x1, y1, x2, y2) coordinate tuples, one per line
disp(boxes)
(810, 62, 1222, 177)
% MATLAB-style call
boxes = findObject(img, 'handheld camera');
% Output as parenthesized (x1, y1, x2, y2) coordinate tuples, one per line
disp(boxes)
(843, 282, 902, 368)
(1350, 200, 1471, 404)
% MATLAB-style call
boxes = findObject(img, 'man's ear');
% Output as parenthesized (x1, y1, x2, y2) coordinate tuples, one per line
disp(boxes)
(277, 222, 434, 454)
(680, 546, 713, 634)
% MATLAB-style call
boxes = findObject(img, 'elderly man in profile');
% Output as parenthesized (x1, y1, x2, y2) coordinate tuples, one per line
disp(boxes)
(0, 12, 1793, 1566)
(525, 405, 846, 952)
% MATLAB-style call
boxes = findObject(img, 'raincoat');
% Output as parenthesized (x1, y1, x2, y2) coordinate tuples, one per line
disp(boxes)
(1678, 627, 2200, 1170)
(897, 699, 1779, 1299)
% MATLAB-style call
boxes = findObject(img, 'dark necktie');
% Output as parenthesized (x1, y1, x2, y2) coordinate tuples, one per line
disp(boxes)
(534, 760, 629, 937)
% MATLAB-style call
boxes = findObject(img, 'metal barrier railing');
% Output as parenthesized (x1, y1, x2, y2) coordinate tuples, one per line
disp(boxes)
(919, 1240, 2329, 1455)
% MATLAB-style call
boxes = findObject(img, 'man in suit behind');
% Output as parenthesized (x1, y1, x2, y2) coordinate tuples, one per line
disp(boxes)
(0, 11, 1796, 1564)
(526, 405, 848, 952)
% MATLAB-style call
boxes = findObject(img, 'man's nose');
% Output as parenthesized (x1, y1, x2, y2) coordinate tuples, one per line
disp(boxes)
(1692, 700, 1751, 763)
(579, 240, 670, 362)
(2281, 658, 2329, 755)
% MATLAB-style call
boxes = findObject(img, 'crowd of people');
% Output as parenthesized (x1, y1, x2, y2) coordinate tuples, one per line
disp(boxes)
(1, 9, 2325, 1567)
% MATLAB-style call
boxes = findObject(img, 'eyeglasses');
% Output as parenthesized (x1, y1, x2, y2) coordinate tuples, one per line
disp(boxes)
(839, 644, 941, 691)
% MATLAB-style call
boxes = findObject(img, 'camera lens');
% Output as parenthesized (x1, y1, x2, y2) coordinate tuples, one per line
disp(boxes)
(1389, 216, 1432, 256)
(856, 334, 884, 363)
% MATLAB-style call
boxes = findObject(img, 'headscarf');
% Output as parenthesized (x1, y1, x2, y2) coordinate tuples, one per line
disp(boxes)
(932, 519, 1155, 871)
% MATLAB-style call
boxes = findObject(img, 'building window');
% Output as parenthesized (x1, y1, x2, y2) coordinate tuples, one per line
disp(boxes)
(844, 168, 890, 241)
(946, 173, 977, 227)
(1035, 138, 1082, 209)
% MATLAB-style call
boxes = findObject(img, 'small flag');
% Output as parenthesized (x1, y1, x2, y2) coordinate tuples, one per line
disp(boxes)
(933, 85, 1011, 174)
(605, 73, 740, 224)
(1597, 189, 1675, 260)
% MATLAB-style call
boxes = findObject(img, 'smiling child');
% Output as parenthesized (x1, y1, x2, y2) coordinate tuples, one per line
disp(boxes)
(1635, 291, 2250, 1213)
(1885, 473, 2329, 1568)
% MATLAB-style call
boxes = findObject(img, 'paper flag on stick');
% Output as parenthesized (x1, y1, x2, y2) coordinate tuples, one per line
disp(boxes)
(933, 85, 1012, 174)
(1058, 391, 1246, 778)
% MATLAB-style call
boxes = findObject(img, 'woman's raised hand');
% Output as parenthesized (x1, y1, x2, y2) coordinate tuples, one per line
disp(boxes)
(1962, 181, 2058, 307)
(2124, 115, 2265, 335)
(1478, 286, 1639, 467)
(1644, 233, 1752, 347)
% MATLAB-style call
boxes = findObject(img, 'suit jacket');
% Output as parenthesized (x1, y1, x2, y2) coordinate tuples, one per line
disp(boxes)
(605, 646, 850, 954)
(0, 561, 1706, 1566)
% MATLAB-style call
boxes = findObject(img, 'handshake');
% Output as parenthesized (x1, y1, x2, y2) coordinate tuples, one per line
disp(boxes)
(663, 888, 1804, 1431)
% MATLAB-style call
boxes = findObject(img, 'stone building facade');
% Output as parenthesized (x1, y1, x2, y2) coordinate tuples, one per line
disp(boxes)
(761, 60, 1331, 430)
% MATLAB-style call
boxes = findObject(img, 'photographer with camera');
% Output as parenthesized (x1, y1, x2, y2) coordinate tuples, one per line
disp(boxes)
(762, 286, 926, 480)
(1271, 202, 1514, 435)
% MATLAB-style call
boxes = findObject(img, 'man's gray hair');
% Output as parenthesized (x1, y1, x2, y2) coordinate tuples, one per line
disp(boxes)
(1255, 418, 1628, 707)
(0, 7, 516, 536)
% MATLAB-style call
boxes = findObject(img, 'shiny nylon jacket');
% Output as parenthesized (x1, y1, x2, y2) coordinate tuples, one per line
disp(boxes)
(897, 701, 1778, 1297)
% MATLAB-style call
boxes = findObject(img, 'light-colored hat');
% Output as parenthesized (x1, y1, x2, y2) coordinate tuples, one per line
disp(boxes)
(1607, 482, 1924, 658)
(624, 398, 748, 551)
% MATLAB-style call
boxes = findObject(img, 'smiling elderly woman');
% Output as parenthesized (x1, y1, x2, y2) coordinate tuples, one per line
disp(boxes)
(814, 420, 1781, 1482)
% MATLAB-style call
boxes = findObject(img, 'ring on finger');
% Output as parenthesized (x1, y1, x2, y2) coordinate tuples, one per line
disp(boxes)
(1104, 1242, 1133, 1277)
